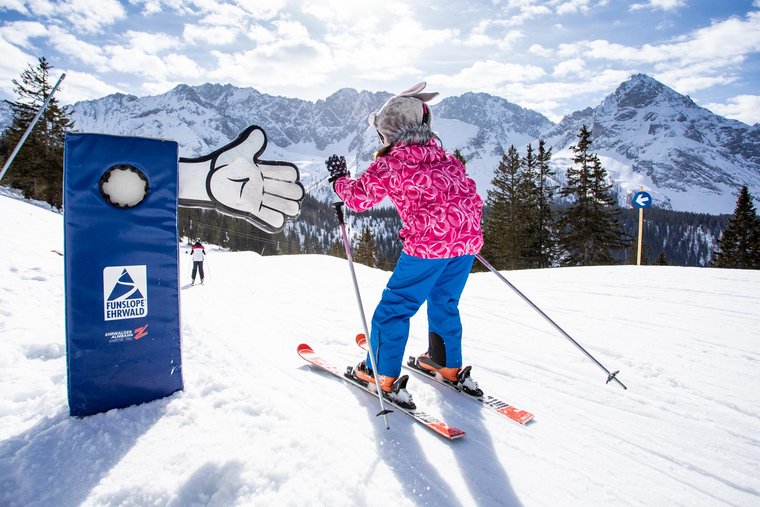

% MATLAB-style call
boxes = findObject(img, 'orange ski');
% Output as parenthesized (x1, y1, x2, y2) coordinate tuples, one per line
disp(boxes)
(356, 334, 534, 426)
(297, 343, 465, 440)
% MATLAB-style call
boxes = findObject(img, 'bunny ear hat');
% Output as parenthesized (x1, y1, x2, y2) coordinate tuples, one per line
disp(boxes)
(369, 82, 440, 143)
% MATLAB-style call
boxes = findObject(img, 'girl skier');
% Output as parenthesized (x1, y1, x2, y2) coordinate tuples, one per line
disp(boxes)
(325, 82, 484, 409)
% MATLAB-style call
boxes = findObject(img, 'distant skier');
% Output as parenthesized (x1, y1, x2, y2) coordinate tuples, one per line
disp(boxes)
(189, 240, 206, 285)
(325, 82, 484, 409)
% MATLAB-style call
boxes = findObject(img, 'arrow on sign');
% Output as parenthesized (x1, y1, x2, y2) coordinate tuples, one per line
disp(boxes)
(635, 193, 650, 207)
(632, 191, 652, 208)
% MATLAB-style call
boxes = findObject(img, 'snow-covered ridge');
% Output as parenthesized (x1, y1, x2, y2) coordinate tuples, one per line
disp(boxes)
(3, 74, 757, 214)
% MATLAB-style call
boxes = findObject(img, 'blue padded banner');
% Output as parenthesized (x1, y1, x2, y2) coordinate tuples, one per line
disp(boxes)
(64, 133, 183, 417)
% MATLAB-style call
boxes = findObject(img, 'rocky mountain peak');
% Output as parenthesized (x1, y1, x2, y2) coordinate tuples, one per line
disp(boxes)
(605, 73, 696, 111)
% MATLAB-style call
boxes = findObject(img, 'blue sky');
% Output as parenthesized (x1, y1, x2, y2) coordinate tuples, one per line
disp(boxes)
(0, 0, 758, 124)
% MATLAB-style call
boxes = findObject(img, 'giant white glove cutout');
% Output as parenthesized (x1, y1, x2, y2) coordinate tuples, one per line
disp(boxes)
(178, 125, 304, 233)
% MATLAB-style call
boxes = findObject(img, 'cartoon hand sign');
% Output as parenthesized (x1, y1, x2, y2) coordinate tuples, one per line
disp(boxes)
(178, 125, 304, 233)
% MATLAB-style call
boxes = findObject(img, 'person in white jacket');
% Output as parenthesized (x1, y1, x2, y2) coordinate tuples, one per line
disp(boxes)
(189, 240, 206, 285)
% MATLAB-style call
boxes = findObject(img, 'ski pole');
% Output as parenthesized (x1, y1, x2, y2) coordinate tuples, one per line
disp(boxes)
(475, 253, 627, 390)
(0, 73, 66, 183)
(332, 202, 393, 427)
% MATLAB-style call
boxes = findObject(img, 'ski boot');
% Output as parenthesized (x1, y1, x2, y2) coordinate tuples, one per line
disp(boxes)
(350, 360, 416, 409)
(416, 353, 483, 397)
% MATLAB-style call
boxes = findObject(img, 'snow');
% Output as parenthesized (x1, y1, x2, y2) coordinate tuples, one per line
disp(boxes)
(1, 191, 759, 506)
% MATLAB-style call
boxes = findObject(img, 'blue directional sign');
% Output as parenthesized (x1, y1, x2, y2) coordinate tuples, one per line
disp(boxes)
(632, 191, 653, 208)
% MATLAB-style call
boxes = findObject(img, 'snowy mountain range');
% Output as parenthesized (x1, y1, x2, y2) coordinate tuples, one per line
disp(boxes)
(3, 74, 758, 214)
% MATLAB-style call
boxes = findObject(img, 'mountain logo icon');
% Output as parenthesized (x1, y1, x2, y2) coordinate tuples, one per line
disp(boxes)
(103, 265, 148, 321)
(107, 269, 145, 301)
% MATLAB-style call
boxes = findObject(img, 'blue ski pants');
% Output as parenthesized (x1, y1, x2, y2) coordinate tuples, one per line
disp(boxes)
(367, 252, 475, 377)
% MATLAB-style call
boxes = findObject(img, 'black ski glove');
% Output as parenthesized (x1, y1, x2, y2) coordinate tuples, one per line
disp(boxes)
(325, 155, 349, 182)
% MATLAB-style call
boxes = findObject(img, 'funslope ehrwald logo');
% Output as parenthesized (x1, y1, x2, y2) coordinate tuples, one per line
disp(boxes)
(103, 265, 148, 321)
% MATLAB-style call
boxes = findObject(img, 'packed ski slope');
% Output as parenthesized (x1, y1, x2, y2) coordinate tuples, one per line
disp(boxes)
(1, 191, 759, 507)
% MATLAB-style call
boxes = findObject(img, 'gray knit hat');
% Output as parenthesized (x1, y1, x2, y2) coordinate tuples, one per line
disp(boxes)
(369, 82, 439, 143)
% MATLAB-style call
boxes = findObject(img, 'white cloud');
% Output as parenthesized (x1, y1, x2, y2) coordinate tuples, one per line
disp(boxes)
(554, 12, 760, 94)
(321, 11, 456, 82)
(127, 0, 194, 16)
(121, 30, 179, 54)
(129, 0, 287, 20)
(0, 0, 30, 15)
(529, 43, 553, 57)
(99, 32, 183, 84)
(59, 0, 126, 33)
(494, 3, 552, 26)
(196, 3, 251, 29)
(630, 0, 688, 12)
(164, 53, 204, 80)
(0, 35, 34, 97)
(652, 58, 741, 94)
(46, 26, 109, 71)
(55, 69, 124, 104)
(301, 0, 402, 25)
(133, 0, 162, 15)
(208, 41, 334, 93)
(183, 24, 239, 46)
(555, 0, 592, 16)
(553, 57, 585, 77)
(497, 68, 632, 119)
(520, 99, 563, 122)
(106, 46, 167, 76)
(207, 17, 335, 94)
(3, 0, 127, 33)
(428, 60, 547, 93)
(0, 20, 47, 49)
(705, 95, 760, 125)
(462, 20, 523, 50)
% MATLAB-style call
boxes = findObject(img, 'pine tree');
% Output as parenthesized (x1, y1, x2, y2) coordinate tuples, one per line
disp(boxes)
(519, 143, 540, 267)
(711, 185, 760, 269)
(354, 225, 378, 267)
(328, 239, 346, 259)
(535, 139, 558, 268)
(557, 125, 629, 266)
(452, 148, 467, 166)
(481, 145, 532, 270)
(0, 57, 73, 208)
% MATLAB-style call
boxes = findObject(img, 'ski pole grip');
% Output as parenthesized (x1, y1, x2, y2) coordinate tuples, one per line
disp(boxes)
(332, 201, 345, 225)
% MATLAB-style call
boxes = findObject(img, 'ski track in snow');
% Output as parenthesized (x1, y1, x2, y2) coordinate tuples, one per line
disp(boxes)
(1, 192, 759, 506)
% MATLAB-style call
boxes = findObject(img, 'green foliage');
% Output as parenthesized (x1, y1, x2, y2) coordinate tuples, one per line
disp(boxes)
(328, 239, 346, 259)
(452, 148, 467, 166)
(534, 139, 558, 268)
(556, 125, 630, 266)
(481, 140, 558, 270)
(354, 225, 379, 267)
(0, 57, 73, 208)
(711, 185, 760, 269)
(482, 145, 528, 269)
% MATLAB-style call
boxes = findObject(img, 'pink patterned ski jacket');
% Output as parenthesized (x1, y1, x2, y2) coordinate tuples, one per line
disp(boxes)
(334, 140, 484, 259)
